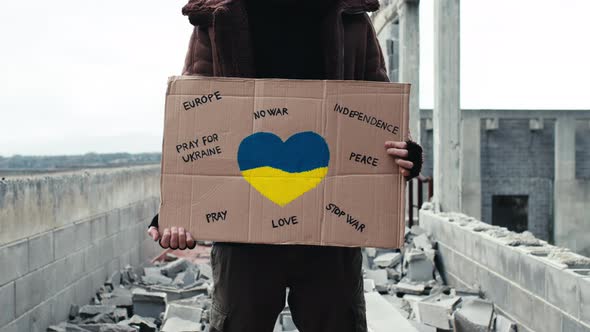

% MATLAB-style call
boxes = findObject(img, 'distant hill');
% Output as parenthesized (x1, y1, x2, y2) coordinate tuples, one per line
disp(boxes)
(0, 152, 161, 173)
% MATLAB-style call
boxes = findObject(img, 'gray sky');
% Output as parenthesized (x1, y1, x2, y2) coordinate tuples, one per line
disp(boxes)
(1, 0, 589, 156)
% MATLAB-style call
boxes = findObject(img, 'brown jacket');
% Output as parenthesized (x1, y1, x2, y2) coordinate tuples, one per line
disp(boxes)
(180, 0, 388, 81)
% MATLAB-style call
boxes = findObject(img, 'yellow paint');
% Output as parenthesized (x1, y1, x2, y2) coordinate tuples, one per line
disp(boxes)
(241, 166, 328, 206)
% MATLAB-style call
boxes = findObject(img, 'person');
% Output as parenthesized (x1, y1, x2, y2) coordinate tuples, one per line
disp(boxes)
(148, 0, 423, 331)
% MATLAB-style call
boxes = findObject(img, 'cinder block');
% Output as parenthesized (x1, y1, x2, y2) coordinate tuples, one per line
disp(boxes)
(28, 232, 54, 272)
(15, 263, 56, 316)
(53, 224, 76, 260)
(449, 250, 478, 287)
(73, 274, 93, 306)
(128, 247, 140, 267)
(74, 220, 92, 251)
(0, 240, 29, 286)
(90, 266, 107, 293)
(0, 282, 15, 326)
(105, 210, 120, 236)
(54, 250, 85, 290)
(505, 283, 534, 329)
(580, 278, 590, 324)
(29, 299, 54, 332)
(530, 302, 562, 332)
(519, 254, 547, 298)
(83, 245, 100, 273)
(561, 315, 589, 332)
(478, 236, 502, 273)
(90, 215, 107, 245)
(497, 245, 521, 283)
(99, 236, 115, 266)
(477, 268, 510, 311)
(435, 243, 455, 283)
(119, 206, 134, 229)
(105, 257, 120, 277)
(0, 313, 29, 332)
(546, 265, 580, 319)
(52, 284, 76, 323)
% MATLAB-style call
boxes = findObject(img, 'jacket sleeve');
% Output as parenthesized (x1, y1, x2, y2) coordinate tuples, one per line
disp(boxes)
(363, 14, 390, 82)
(182, 26, 214, 76)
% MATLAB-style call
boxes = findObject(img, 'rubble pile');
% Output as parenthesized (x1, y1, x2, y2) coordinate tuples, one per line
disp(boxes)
(47, 226, 520, 332)
(47, 252, 301, 332)
(363, 226, 518, 332)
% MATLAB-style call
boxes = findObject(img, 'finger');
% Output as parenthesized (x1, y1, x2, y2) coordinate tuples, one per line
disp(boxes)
(401, 168, 410, 177)
(170, 227, 179, 249)
(147, 227, 160, 241)
(395, 159, 414, 170)
(160, 228, 171, 248)
(178, 228, 187, 250)
(386, 148, 408, 158)
(385, 141, 407, 149)
(186, 232, 196, 250)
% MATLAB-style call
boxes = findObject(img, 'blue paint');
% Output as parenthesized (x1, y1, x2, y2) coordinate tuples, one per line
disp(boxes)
(237, 131, 330, 172)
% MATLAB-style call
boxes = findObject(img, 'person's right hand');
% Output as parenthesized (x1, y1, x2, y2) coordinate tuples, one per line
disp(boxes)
(148, 226, 196, 250)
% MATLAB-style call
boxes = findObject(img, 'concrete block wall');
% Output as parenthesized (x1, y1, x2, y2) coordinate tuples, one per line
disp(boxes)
(420, 208, 590, 332)
(0, 166, 162, 332)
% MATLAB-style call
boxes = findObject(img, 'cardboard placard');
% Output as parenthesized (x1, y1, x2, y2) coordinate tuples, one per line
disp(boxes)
(160, 76, 409, 248)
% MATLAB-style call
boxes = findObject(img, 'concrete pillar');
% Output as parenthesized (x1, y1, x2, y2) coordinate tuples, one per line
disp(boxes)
(461, 117, 481, 218)
(555, 117, 576, 181)
(398, 0, 420, 143)
(553, 117, 578, 250)
(433, 0, 461, 212)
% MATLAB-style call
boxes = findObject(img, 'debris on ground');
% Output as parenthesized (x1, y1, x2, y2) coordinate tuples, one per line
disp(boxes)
(48, 227, 518, 332)
(47, 248, 303, 332)
(362, 226, 518, 331)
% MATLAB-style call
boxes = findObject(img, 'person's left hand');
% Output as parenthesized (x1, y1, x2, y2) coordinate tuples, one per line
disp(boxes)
(385, 141, 413, 177)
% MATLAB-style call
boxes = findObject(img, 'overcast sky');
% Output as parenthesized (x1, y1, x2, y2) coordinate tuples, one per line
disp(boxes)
(1, 0, 589, 156)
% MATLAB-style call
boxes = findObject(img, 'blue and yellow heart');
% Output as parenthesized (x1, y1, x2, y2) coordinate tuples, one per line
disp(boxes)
(237, 131, 330, 207)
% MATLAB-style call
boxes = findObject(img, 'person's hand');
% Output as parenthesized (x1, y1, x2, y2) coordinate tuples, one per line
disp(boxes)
(385, 141, 414, 177)
(147, 226, 196, 250)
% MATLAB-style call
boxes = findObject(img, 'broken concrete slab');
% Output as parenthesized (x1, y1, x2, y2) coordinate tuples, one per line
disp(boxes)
(160, 259, 189, 278)
(131, 288, 167, 318)
(127, 315, 157, 332)
(105, 270, 121, 289)
(149, 283, 210, 301)
(495, 314, 517, 332)
(102, 288, 133, 308)
(78, 324, 136, 332)
(365, 269, 388, 286)
(172, 269, 197, 288)
(373, 252, 402, 268)
(453, 298, 494, 332)
(113, 308, 128, 322)
(143, 267, 163, 277)
(164, 302, 203, 322)
(394, 282, 426, 295)
(160, 317, 201, 332)
(364, 279, 376, 292)
(142, 273, 173, 286)
(47, 322, 92, 332)
(409, 321, 436, 332)
(413, 234, 433, 251)
(405, 250, 434, 282)
(365, 292, 419, 332)
(417, 295, 461, 330)
(79, 305, 117, 319)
